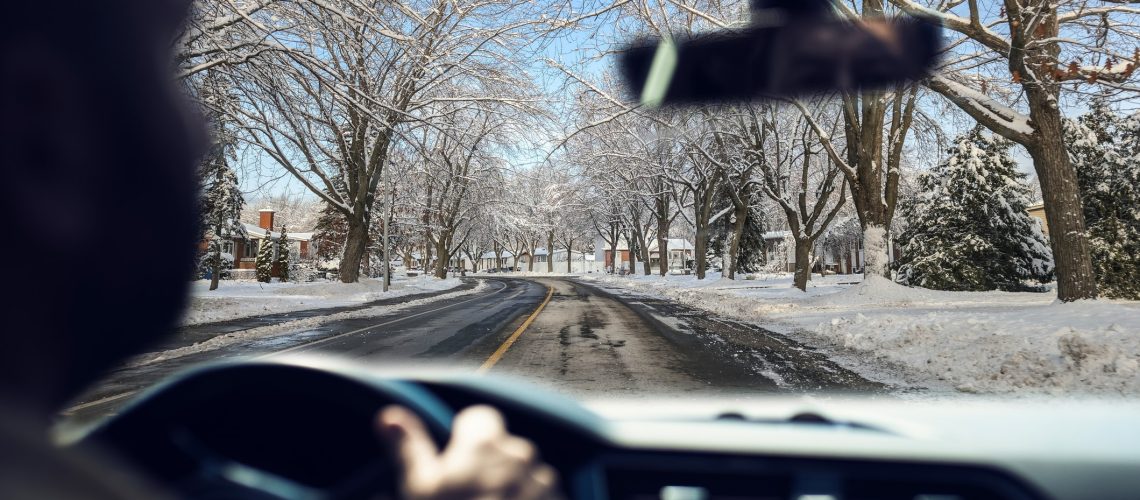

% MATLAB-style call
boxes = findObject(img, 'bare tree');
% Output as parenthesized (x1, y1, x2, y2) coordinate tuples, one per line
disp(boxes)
(228, 0, 543, 282)
(753, 105, 849, 291)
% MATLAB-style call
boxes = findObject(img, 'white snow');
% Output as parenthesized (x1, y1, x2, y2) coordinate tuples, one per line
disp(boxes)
(181, 275, 464, 326)
(934, 75, 1034, 136)
(580, 273, 1140, 397)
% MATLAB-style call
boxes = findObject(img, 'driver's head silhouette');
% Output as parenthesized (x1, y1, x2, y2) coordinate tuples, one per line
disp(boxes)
(1, 0, 206, 416)
(0, 3, 556, 500)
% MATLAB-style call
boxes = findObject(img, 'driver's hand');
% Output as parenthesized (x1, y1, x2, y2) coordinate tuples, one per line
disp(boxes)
(378, 405, 560, 500)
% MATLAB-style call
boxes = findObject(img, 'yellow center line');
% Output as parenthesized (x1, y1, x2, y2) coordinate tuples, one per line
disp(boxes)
(477, 285, 554, 374)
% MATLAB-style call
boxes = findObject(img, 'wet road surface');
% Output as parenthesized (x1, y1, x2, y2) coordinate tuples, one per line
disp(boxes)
(63, 277, 880, 424)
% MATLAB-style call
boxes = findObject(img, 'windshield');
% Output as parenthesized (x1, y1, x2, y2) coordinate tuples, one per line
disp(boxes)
(59, 0, 1140, 425)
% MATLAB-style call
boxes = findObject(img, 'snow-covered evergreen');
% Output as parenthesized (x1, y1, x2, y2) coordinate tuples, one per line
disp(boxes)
(896, 127, 1053, 291)
(198, 239, 234, 280)
(195, 70, 245, 290)
(255, 229, 275, 283)
(1064, 100, 1140, 300)
(708, 204, 767, 273)
(312, 198, 348, 261)
(276, 225, 291, 282)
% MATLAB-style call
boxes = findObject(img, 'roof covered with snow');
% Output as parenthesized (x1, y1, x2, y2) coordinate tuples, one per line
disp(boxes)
(480, 251, 515, 259)
(241, 222, 312, 241)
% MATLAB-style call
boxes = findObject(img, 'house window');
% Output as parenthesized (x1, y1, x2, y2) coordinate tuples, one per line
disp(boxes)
(243, 240, 257, 258)
(222, 241, 234, 255)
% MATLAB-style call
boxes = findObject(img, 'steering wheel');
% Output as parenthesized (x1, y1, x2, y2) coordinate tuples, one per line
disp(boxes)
(78, 360, 455, 500)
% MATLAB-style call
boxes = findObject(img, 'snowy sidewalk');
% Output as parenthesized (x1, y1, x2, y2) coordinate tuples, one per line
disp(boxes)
(580, 273, 1140, 397)
(181, 275, 465, 326)
(158, 277, 475, 355)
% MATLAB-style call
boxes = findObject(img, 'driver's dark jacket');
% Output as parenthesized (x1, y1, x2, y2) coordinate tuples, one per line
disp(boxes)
(0, 409, 168, 500)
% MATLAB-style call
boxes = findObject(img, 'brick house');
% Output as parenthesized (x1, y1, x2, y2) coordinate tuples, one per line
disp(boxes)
(199, 209, 312, 276)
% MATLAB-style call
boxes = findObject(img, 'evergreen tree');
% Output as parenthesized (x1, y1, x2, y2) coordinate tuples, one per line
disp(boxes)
(1064, 100, 1140, 299)
(276, 225, 291, 282)
(198, 239, 233, 280)
(195, 70, 244, 291)
(313, 198, 348, 262)
(896, 127, 1053, 291)
(255, 229, 275, 283)
(709, 203, 767, 274)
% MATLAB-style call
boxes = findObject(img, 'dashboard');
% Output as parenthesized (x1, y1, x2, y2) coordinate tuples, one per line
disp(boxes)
(71, 358, 1140, 500)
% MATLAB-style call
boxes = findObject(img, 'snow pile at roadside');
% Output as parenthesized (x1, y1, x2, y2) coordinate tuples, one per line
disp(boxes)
(581, 273, 1140, 396)
(181, 276, 463, 325)
(139, 281, 488, 366)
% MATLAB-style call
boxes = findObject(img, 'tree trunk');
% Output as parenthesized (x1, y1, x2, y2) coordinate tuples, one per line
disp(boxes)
(861, 224, 890, 280)
(609, 232, 618, 274)
(209, 238, 221, 291)
(627, 237, 637, 274)
(547, 231, 555, 273)
(339, 214, 369, 283)
(1025, 99, 1097, 300)
(655, 195, 671, 276)
(433, 237, 449, 279)
(793, 238, 813, 291)
(566, 238, 574, 273)
(694, 221, 709, 279)
(637, 230, 652, 276)
(726, 204, 748, 280)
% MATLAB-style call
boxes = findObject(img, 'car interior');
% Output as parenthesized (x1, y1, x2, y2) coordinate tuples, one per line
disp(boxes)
(70, 358, 1138, 500)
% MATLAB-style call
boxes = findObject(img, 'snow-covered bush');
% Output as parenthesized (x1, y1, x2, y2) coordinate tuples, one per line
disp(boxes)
(275, 225, 291, 282)
(255, 230, 275, 283)
(197, 241, 234, 280)
(292, 259, 326, 282)
(896, 127, 1053, 291)
(1064, 100, 1140, 300)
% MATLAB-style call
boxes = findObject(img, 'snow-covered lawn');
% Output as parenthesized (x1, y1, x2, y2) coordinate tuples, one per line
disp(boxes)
(580, 272, 1140, 397)
(181, 275, 464, 326)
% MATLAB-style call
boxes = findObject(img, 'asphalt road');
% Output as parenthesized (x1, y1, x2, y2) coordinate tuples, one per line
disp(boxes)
(62, 277, 880, 424)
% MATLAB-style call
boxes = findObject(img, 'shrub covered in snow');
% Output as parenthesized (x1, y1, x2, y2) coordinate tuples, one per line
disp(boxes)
(197, 241, 233, 280)
(1064, 100, 1140, 300)
(255, 229, 274, 283)
(896, 127, 1053, 291)
(275, 225, 291, 282)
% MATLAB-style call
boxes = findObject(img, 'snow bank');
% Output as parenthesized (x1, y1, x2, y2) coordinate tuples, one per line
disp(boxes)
(581, 273, 1140, 397)
(181, 276, 463, 326)
(141, 281, 489, 366)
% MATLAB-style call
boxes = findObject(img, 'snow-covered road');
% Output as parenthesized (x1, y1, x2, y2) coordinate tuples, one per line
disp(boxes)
(580, 272, 1140, 397)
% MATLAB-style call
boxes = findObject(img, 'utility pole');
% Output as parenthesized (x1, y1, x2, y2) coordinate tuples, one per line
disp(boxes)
(382, 185, 394, 292)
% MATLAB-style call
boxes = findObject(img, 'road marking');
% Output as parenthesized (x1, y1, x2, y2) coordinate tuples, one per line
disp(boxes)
(62, 280, 509, 415)
(477, 285, 554, 374)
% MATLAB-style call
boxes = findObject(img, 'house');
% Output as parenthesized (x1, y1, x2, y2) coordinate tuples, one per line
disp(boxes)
(514, 248, 602, 273)
(593, 236, 695, 273)
(762, 230, 898, 275)
(478, 250, 515, 270)
(199, 209, 312, 277)
(1026, 201, 1049, 235)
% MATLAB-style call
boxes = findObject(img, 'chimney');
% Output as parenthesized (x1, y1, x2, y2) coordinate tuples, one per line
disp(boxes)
(258, 209, 275, 231)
